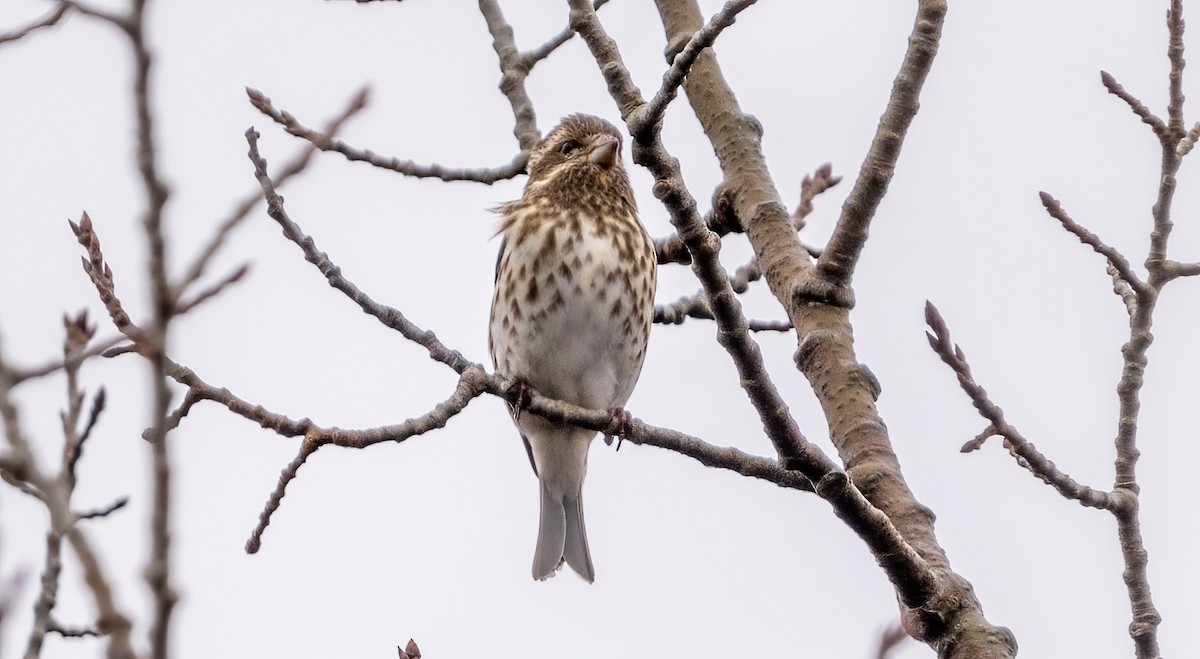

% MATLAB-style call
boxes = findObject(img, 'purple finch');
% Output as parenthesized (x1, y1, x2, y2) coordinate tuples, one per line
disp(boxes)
(489, 114, 656, 582)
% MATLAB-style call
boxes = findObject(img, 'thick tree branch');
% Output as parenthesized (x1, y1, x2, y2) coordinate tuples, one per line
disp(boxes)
(571, 0, 956, 629)
(649, 2, 1016, 657)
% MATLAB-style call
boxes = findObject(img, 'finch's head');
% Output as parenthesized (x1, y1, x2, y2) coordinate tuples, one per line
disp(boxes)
(523, 114, 634, 208)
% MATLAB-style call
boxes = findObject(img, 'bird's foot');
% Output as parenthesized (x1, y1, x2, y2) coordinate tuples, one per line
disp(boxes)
(603, 407, 633, 451)
(508, 378, 534, 421)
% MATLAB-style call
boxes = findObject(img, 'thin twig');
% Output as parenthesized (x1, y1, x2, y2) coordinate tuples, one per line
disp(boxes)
(632, 0, 759, 138)
(793, 163, 841, 231)
(518, 0, 610, 68)
(76, 497, 130, 521)
(1039, 191, 1147, 297)
(924, 301, 1113, 509)
(0, 5, 68, 46)
(1100, 71, 1167, 139)
(175, 263, 250, 315)
(247, 87, 524, 184)
(174, 86, 370, 297)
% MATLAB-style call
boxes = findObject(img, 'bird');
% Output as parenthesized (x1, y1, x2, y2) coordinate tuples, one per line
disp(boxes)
(488, 114, 657, 583)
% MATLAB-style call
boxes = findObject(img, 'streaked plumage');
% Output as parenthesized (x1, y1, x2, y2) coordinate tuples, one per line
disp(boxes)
(488, 114, 656, 582)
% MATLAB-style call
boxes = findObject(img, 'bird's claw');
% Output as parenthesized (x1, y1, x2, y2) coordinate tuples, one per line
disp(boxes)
(508, 379, 534, 421)
(603, 407, 633, 451)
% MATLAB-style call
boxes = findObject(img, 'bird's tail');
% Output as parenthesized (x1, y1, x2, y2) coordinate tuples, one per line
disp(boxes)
(533, 480, 594, 583)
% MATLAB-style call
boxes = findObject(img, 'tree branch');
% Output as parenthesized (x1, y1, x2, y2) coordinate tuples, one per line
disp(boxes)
(816, 0, 946, 286)
(1100, 71, 1167, 139)
(247, 87, 524, 184)
(1038, 191, 1147, 296)
(632, 0, 759, 138)
(0, 5, 68, 46)
(923, 302, 1113, 509)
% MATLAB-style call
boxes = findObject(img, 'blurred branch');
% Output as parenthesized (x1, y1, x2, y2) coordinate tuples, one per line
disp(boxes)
(923, 301, 1114, 510)
(174, 86, 370, 297)
(0, 329, 135, 659)
(174, 263, 250, 316)
(0, 5, 68, 46)
(247, 87, 524, 184)
(873, 621, 909, 659)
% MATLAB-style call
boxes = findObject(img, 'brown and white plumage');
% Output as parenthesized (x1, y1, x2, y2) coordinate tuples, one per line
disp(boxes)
(488, 114, 656, 582)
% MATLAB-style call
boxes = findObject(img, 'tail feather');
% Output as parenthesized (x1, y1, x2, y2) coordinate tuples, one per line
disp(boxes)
(533, 481, 567, 580)
(533, 481, 594, 583)
(562, 492, 594, 583)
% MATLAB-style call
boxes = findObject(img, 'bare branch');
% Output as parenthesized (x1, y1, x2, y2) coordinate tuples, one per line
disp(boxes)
(174, 86, 370, 297)
(246, 368, 490, 553)
(48, 619, 103, 638)
(0, 5, 68, 46)
(8, 337, 124, 385)
(573, 0, 942, 619)
(816, 0, 946, 285)
(1166, 0, 1186, 135)
(76, 497, 130, 521)
(873, 621, 910, 659)
(55, 0, 127, 30)
(793, 162, 841, 231)
(477, 0, 542, 155)
(1101, 71, 1168, 139)
(1175, 120, 1200, 156)
(655, 261, 791, 331)
(632, 0, 759, 138)
(247, 87, 524, 184)
(518, 0, 610, 68)
(569, 0, 816, 464)
(924, 301, 1113, 510)
(245, 127, 478, 374)
(0, 341, 135, 659)
(1038, 191, 1147, 296)
(1108, 263, 1140, 317)
(174, 263, 250, 316)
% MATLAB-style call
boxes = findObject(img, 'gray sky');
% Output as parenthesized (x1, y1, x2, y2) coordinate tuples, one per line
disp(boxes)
(2, 1, 1197, 658)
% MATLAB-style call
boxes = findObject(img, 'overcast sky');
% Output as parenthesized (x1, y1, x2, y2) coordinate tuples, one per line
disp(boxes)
(2, 1, 1198, 658)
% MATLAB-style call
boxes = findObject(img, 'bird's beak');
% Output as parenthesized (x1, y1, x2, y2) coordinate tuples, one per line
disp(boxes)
(587, 135, 619, 168)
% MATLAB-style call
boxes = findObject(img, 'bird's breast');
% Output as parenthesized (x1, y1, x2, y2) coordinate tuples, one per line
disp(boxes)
(490, 209, 655, 410)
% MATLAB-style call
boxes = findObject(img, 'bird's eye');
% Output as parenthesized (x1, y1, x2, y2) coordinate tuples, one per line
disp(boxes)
(559, 140, 582, 155)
